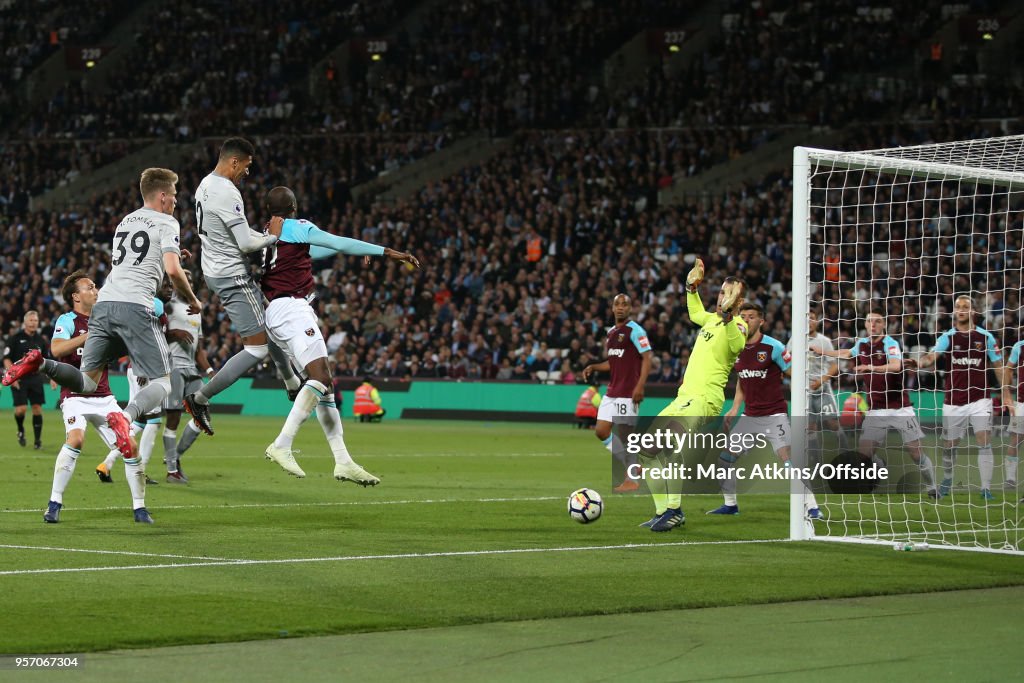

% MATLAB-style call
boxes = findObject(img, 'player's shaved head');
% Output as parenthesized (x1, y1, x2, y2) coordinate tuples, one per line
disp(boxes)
(266, 186, 297, 217)
(612, 293, 630, 305)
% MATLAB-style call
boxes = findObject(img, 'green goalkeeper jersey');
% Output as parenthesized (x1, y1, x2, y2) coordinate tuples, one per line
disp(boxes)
(679, 291, 748, 412)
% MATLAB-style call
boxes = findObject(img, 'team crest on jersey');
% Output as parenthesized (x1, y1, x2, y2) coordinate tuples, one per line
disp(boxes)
(67, 416, 76, 425)
(974, 341, 983, 351)
(617, 333, 624, 342)
(305, 328, 316, 337)
(757, 350, 768, 363)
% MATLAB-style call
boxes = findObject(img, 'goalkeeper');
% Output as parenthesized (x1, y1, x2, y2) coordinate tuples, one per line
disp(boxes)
(643, 259, 750, 532)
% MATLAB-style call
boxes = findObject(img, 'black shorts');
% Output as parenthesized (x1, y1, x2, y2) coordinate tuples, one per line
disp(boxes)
(11, 381, 45, 407)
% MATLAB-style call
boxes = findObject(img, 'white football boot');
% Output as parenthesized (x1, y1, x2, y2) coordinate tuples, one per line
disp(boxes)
(334, 461, 380, 487)
(265, 444, 306, 478)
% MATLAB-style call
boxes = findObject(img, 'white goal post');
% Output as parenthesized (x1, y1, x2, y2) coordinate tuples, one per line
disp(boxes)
(791, 136, 1024, 554)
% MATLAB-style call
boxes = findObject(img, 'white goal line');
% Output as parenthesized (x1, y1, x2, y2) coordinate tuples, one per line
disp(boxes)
(0, 539, 788, 577)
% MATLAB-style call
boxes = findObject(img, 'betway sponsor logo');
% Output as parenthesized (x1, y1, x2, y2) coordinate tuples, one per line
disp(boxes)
(738, 369, 768, 379)
(951, 357, 982, 367)
(608, 348, 625, 357)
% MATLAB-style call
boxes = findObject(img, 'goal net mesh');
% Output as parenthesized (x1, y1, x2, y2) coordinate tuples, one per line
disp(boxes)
(797, 134, 1024, 553)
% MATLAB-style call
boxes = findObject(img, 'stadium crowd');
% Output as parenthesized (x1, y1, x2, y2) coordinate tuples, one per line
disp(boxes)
(0, 0, 1022, 394)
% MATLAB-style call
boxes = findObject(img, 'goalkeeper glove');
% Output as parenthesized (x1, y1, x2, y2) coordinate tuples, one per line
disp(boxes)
(719, 280, 743, 317)
(685, 258, 705, 292)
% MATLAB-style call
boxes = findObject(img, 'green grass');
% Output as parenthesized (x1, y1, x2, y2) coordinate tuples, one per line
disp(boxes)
(1, 416, 1022, 665)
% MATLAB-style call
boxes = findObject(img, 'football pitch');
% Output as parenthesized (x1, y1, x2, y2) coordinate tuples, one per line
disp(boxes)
(1, 416, 1022, 681)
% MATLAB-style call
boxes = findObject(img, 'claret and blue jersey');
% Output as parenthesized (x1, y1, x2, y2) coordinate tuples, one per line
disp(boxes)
(261, 219, 386, 301)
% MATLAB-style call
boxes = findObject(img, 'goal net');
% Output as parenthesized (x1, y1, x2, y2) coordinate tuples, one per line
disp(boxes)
(791, 135, 1024, 554)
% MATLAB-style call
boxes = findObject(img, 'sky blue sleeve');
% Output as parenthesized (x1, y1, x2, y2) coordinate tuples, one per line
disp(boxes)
(768, 337, 790, 372)
(628, 322, 651, 354)
(1011, 342, 1022, 365)
(153, 298, 164, 317)
(309, 245, 336, 260)
(882, 337, 902, 359)
(849, 339, 863, 357)
(932, 330, 951, 354)
(283, 218, 385, 257)
(984, 331, 1001, 363)
(52, 313, 75, 340)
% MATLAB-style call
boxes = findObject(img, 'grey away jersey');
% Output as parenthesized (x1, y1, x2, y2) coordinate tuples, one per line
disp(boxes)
(165, 292, 201, 372)
(786, 332, 836, 393)
(98, 207, 180, 307)
(196, 173, 256, 278)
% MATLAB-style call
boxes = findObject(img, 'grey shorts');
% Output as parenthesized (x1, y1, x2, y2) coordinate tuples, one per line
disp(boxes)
(82, 301, 170, 380)
(205, 274, 266, 338)
(809, 391, 839, 419)
(164, 368, 204, 411)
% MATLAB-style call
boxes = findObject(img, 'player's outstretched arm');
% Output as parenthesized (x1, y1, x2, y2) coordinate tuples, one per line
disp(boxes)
(231, 217, 280, 254)
(814, 346, 852, 359)
(298, 223, 420, 268)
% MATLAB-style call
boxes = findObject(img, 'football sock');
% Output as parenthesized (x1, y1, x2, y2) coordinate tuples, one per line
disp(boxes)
(718, 453, 738, 506)
(602, 435, 614, 453)
(125, 377, 170, 422)
(196, 346, 267, 403)
(316, 400, 354, 465)
(177, 421, 202, 456)
(943, 447, 957, 482)
(32, 414, 42, 443)
(163, 428, 178, 472)
(14, 413, 24, 436)
(101, 449, 119, 471)
(124, 456, 146, 509)
(274, 380, 327, 450)
(50, 445, 80, 504)
(268, 342, 298, 385)
(1006, 455, 1018, 484)
(138, 422, 160, 470)
(918, 453, 936, 488)
(41, 359, 97, 393)
(978, 445, 994, 490)
(641, 452, 668, 514)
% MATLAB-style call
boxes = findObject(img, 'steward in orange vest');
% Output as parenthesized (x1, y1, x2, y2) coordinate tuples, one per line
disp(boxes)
(354, 378, 386, 422)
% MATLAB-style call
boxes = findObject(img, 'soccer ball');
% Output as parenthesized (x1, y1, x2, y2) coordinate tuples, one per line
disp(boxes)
(568, 488, 603, 524)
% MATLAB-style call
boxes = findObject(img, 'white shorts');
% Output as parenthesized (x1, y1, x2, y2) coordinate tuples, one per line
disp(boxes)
(265, 297, 327, 370)
(730, 413, 791, 454)
(61, 395, 120, 450)
(861, 406, 925, 445)
(1009, 402, 1024, 436)
(942, 399, 992, 441)
(597, 396, 638, 424)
